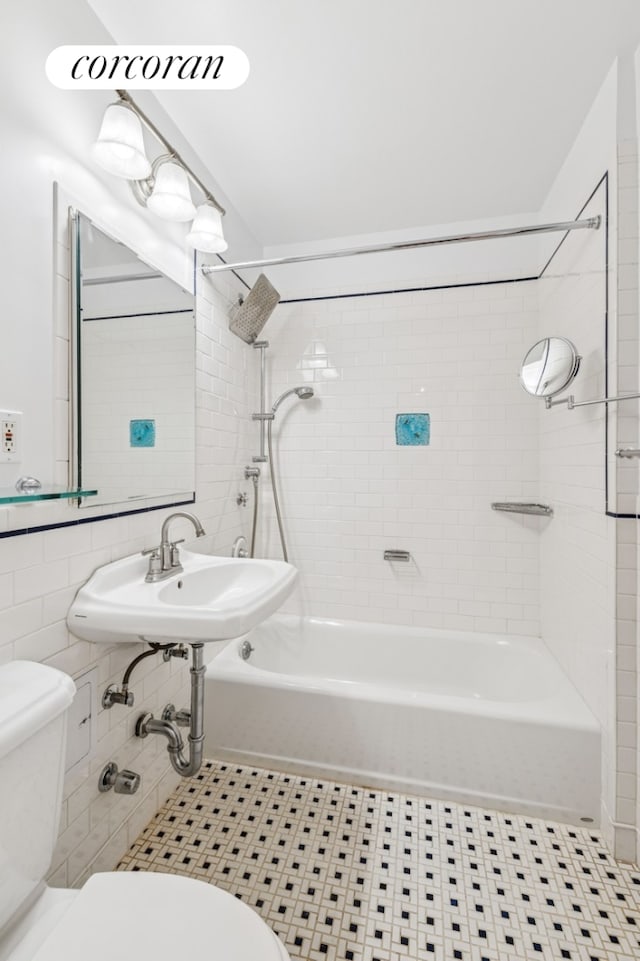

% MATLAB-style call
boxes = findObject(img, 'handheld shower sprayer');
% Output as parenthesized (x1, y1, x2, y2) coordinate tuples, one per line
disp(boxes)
(268, 385, 315, 562)
(271, 385, 315, 412)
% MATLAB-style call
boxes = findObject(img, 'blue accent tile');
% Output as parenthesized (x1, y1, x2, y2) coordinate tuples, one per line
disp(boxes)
(395, 413, 430, 446)
(130, 419, 156, 447)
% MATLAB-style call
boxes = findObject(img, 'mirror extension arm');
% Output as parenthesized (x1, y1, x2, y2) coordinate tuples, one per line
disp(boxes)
(545, 390, 640, 410)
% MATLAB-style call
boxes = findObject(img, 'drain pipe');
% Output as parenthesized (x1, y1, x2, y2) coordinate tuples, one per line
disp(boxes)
(135, 642, 206, 777)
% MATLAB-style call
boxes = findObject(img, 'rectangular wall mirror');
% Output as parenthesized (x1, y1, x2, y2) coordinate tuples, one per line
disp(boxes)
(70, 210, 196, 511)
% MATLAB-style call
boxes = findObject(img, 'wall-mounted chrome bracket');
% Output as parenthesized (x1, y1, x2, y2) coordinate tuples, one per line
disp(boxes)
(383, 549, 411, 561)
(15, 476, 42, 493)
(545, 391, 640, 410)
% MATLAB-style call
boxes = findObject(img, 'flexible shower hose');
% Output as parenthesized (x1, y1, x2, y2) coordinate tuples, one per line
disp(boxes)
(267, 419, 289, 562)
(249, 473, 259, 558)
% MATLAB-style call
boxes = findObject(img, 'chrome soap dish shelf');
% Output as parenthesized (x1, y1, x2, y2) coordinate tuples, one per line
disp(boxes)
(491, 502, 553, 517)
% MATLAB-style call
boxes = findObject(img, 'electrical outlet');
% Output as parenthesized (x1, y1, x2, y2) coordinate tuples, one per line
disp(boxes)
(3, 422, 16, 452)
(0, 410, 21, 463)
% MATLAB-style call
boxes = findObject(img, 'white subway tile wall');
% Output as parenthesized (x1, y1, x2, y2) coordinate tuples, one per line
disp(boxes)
(537, 187, 611, 716)
(535, 182, 628, 856)
(613, 144, 639, 861)
(636, 137, 640, 873)
(263, 280, 541, 635)
(0, 261, 257, 887)
(608, 146, 640, 859)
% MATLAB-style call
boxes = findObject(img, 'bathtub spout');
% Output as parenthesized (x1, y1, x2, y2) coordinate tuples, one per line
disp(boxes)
(135, 643, 206, 777)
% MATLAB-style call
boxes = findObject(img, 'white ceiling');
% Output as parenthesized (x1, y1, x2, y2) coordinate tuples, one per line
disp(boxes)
(89, 0, 640, 248)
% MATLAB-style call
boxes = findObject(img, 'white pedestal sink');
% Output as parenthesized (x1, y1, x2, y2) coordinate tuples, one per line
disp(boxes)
(67, 549, 298, 645)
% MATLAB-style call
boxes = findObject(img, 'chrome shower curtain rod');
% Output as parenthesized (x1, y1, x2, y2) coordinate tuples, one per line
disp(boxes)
(201, 216, 601, 275)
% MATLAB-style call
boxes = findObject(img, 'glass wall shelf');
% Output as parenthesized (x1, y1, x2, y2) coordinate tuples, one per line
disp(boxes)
(0, 486, 98, 505)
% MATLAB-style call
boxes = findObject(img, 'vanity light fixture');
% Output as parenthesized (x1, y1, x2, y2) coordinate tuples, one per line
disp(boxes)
(146, 158, 196, 222)
(186, 202, 228, 253)
(92, 100, 151, 179)
(92, 90, 226, 251)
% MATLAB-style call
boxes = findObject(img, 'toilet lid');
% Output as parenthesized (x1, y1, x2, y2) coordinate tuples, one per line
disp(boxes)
(30, 872, 288, 961)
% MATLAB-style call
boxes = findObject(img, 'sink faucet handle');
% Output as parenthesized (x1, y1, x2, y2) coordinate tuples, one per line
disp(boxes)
(141, 546, 160, 557)
(170, 540, 185, 568)
(146, 551, 163, 577)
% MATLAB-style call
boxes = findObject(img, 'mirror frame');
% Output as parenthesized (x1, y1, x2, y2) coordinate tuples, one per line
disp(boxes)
(69, 208, 196, 514)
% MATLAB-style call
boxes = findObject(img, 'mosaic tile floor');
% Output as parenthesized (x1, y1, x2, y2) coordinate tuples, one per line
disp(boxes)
(118, 761, 640, 961)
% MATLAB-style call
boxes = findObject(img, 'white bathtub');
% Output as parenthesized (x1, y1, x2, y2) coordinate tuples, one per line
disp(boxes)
(204, 614, 601, 825)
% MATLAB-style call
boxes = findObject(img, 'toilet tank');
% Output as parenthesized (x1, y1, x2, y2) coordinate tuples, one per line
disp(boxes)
(0, 661, 76, 932)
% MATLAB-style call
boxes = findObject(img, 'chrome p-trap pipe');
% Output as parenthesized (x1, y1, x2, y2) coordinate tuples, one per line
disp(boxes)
(135, 642, 206, 777)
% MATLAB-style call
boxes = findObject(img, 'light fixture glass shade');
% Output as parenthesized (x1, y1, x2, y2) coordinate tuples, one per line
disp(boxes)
(91, 103, 152, 179)
(146, 160, 196, 222)
(186, 203, 228, 252)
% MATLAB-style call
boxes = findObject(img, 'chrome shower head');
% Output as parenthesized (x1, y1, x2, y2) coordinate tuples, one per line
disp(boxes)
(271, 385, 315, 412)
(228, 273, 280, 344)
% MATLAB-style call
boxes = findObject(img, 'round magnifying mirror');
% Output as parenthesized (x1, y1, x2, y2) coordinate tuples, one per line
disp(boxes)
(519, 337, 581, 398)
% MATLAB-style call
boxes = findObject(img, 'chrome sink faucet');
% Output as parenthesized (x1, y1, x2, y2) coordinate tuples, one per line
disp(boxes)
(144, 511, 206, 582)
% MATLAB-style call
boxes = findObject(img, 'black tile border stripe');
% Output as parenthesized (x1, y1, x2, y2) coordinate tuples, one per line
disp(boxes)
(279, 275, 539, 305)
(0, 495, 195, 540)
(83, 308, 194, 322)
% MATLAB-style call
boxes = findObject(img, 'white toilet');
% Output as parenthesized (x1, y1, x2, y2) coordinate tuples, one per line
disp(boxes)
(0, 660, 290, 961)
